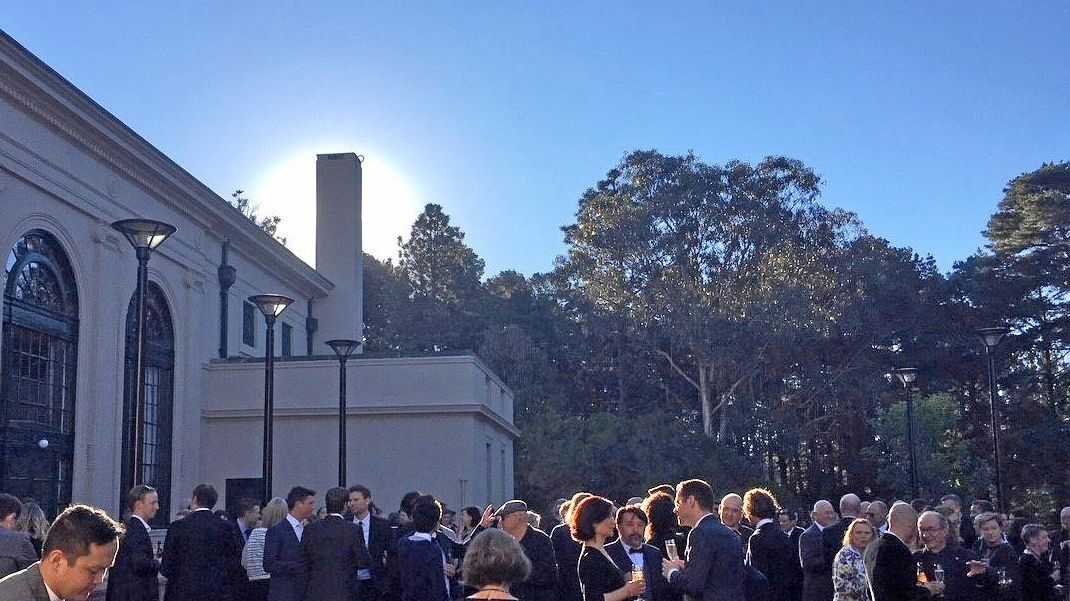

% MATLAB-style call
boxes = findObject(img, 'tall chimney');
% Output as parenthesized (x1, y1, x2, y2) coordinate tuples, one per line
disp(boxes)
(315, 153, 363, 351)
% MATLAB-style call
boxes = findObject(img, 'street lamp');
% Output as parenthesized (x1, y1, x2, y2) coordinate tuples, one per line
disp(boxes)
(249, 294, 294, 502)
(326, 339, 362, 487)
(977, 326, 1010, 514)
(112, 218, 176, 486)
(892, 367, 919, 500)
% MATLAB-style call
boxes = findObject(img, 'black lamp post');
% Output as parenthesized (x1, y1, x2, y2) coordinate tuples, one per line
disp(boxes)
(325, 339, 362, 487)
(977, 326, 1010, 514)
(893, 367, 919, 500)
(249, 294, 294, 502)
(111, 218, 176, 486)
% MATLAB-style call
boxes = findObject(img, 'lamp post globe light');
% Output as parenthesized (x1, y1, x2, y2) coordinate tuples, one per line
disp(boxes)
(249, 294, 294, 502)
(892, 367, 919, 500)
(977, 326, 1010, 514)
(326, 338, 362, 487)
(111, 218, 177, 486)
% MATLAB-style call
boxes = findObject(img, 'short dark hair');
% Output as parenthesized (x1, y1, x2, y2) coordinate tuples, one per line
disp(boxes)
(677, 479, 715, 511)
(0, 493, 23, 522)
(570, 496, 613, 542)
(1021, 523, 1047, 545)
(235, 497, 259, 517)
(642, 492, 677, 542)
(286, 487, 316, 510)
(325, 487, 349, 514)
(462, 506, 483, 527)
(972, 499, 995, 513)
(400, 491, 422, 514)
(410, 494, 442, 533)
(348, 484, 372, 499)
(616, 505, 647, 525)
(126, 485, 157, 513)
(193, 484, 218, 509)
(42, 505, 124, 566)
(743, 488, 780, 521)
(778, 508, 799, 522)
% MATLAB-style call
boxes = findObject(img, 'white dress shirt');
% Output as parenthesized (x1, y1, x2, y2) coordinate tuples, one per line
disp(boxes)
(355, 513, 372, 580)
(286, 514, 304, 542)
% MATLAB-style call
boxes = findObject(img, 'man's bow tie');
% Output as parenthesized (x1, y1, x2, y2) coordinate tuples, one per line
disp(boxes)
(628, 548, 644, 555)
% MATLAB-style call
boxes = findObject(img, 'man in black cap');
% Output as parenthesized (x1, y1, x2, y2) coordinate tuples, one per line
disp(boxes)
(496, 500, 557, 601)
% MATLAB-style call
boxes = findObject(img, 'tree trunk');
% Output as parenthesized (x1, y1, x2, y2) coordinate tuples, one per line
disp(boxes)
(700, 365, 714, 437)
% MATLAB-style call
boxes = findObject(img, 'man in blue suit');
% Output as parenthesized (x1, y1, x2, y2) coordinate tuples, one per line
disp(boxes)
(264, 486, 316, 601)
(662, 479, 746, 601)
(606, 504, 673, 601)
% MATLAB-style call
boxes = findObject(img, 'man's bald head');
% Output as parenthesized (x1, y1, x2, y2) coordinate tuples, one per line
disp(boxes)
(812, 500, 837, 528)
(888, 502, 918, 543)
(866, 500, 888, 528)
(840, 494, 861, 518)
(720, 493, 744, 528)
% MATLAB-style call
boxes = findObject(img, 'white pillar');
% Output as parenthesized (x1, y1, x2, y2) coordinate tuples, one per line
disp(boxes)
(314, 153, 363, 351)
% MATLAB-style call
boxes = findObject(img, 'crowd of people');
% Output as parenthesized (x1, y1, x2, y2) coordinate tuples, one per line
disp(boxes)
(0, 481, 1068, 601)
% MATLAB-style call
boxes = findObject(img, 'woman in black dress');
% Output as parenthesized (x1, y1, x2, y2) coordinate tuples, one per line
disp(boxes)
(571, 496, 646, 601)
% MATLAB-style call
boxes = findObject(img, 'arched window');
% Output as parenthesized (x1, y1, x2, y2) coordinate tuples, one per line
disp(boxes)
(122, 282, 175, 527)
(1, 230, 79, 519)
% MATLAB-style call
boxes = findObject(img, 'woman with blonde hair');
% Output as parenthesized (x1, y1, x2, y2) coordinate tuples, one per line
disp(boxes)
(14, 501, 48, 558)
(832, 518, 874, 601)
(242, 497, 288, 601)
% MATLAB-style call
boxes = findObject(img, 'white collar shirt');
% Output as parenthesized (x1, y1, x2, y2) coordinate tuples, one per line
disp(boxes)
(133, 515, 151, 532)
(286, 514, 304, 542)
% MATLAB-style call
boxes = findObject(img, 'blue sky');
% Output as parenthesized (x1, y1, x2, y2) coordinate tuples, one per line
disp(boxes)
(5, 2, 1068, 276)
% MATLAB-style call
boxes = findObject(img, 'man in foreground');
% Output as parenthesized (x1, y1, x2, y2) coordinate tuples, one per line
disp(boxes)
(662, 478, 745, 601)
(0, 504, 124, 601)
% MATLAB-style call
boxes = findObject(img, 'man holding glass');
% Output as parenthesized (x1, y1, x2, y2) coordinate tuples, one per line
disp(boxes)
(661, 479, 745, 601)
(913, 511, 987, 600)
(605, 506, 672, 601)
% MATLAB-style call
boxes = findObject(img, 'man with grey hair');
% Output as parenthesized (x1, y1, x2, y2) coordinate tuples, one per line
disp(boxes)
(799, 500, 837, 601)
(914, 510, 987, 600)
(866, 503, 942, 600)
(865, 501, 889, 533)
(720, 493, 754, 542)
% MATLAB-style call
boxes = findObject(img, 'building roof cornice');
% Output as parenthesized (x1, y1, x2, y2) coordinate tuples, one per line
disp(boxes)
(0, 30, 332, 297)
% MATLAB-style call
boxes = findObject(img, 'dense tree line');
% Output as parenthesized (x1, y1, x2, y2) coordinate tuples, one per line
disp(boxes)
(361, 152, 1070, 521)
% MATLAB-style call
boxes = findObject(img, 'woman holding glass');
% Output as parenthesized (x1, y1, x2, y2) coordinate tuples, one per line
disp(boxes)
(832, 518, 874, 601)
(971, 511, 1021, 600)
(571, 496, 646, 601)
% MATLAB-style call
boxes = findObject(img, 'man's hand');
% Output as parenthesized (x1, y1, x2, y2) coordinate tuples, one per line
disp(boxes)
(479, 505, 497, 529)
(922, 581, 945, 596)
(662, 558, 685, 579)
(966, 560, 987, 577)
(445, 563, 457, 578)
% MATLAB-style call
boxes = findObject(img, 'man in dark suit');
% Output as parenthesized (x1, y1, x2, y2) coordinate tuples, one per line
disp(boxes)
(939, 494, 975, 549)
(826, 494, 860, 556)
(264, 486, 316, 601)
(232, 497, 261, 549)
(0, 493, 37, 579)
(107, 484, 161, 601)
(496, 499, 557, 601)
(303, 487, 366, 601)
(743, 489, 795, 601)
(777, 509, 804, 601)
(662, 479, 745, 601)
(0, 504, 124, 601)
(606, 505, 672, 601)
(799, 500, 838, 601)
(347, 484, 394, 601)
(160, 484, 243, 601)
(865, 503, 942, 601)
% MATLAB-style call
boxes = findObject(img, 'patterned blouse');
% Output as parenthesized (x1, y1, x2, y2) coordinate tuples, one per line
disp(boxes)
(832, 545, 871, 601)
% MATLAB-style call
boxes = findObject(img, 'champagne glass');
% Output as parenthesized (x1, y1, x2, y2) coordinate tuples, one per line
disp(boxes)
(665, 539, 679, 561)
(934, 564, 945, 583)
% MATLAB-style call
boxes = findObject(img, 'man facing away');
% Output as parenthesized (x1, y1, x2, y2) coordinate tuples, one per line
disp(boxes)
(0, 504, 124, 601)
(661, 478, 746, 601)
(264, 486, 316, 601)
(347, 484, 394, 601)
(865, 502, 942, 601)
(303, 487, 366, 601)
(107, 484, 160, 601)
(160, 483, 243, 601)
(0, 493, 38, 579)
(799, 500, 838, 601)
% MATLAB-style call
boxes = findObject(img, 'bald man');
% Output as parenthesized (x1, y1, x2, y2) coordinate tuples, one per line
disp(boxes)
(799, 500, 838, 601)
(865, 503, 942, 601)
(720, 494, 754, 542)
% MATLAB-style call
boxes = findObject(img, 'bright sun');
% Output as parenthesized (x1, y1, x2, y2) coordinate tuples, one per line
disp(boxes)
(246, 149, 422, 268)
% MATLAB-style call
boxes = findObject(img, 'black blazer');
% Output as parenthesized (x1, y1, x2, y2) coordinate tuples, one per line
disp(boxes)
(863, 532, 927, 601)
(798, 524, 833, 601)
(514, 526, 558, 601)
(303, 515, 365, 601)
(667, 514, 746, 601)
(973, 540, 1020, 601)
(747, 521, 796, 601)
(263, 518, 307, 601)
(398, 535, 449, 601)
(578, 545, 626, 601)
(605, 539, 673, 601)
(106, 517, 159, 601)
(160, 510, 242, 601)
(1020, 551, 1058, 601)
(783, 526, 805, 601)
(551, 523, 583, 601)
(348, 513, 393, 594)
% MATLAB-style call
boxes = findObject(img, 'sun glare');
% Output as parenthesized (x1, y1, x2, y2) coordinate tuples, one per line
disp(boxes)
(247, 149, 422, 268)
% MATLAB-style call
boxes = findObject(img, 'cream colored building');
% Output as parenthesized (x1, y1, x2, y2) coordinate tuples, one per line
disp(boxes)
(0, 30, 516, 525)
